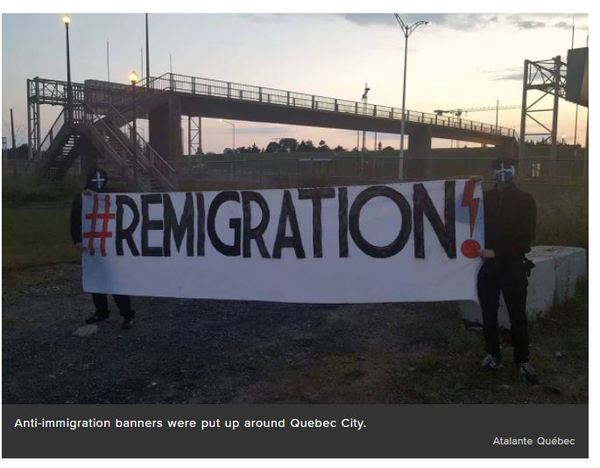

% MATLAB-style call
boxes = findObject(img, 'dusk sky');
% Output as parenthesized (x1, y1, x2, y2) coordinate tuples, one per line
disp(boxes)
(2, 12, 589, 153)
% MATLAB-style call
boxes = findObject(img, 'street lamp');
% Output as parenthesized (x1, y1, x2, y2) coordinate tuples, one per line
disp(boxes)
(62, 15, 72, 122)
(394, 14, 430, 179)
(130, 70, 139, 188)
(220, 119, 236, 152)
(361, 83, 370, 151)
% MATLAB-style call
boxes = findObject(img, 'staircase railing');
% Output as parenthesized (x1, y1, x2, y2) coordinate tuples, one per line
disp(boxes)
(82, 106, 149, 179)
(80, 103, 176, 191)
(94, 102, 177, 190)
(35, 109, 66, 163)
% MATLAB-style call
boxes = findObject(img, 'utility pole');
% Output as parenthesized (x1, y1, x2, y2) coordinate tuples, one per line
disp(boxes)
(10, 108, 17, 178)
(2, 136, 6, 170)
(106, 40, 110, 81)
(63, 15, 72, 123)
(572, 15, 579, 148)
(361, 83, 370, 151)
(495, 98, 499, 129)
(145, 13, 150, 86)
(585, 34, 589, 154)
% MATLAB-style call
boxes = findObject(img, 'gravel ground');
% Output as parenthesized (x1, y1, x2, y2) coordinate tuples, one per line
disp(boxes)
(2, 263, 587, 404)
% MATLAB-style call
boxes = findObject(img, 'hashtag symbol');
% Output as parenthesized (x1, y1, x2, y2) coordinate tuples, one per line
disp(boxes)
(83, 194, 115, 256)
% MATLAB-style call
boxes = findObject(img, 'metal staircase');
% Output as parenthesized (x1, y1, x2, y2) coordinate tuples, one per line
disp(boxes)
(79, 105, 175, 192)
(35, 110, 80, 179)
(28, 77, 176, 191)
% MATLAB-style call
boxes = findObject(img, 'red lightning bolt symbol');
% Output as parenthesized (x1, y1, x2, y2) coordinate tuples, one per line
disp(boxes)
(462, 180, 479, 237)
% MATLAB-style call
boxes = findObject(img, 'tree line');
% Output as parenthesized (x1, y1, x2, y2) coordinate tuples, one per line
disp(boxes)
(219, 138, 395, 155)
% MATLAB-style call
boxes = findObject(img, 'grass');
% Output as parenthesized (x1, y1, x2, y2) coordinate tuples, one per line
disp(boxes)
(534, 190, 588, 249)
(261, 282, 587, 403)
(3, 174, 80, 203)
(2, 202, 79, 271)
(387, 281, 588, 403)
(2, 175, 81, 272)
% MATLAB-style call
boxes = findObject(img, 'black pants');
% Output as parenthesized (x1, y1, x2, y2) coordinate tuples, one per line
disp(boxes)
(92, 294, 134, 319)
(477, 259, 530, 364)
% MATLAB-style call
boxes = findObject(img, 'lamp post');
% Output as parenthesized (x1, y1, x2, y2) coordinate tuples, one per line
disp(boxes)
(361, 83, 370, 151)
(220, 119, 236, 152)
(62, 15, 72, 122)
(129, 70, 139, 188)
(394, 14, 430, 179)
(145, 13, 150, 87)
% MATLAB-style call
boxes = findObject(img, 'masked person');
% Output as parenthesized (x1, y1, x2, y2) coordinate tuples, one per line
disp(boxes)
(477, 158, 538, 385)
(70, 166, 135, 329)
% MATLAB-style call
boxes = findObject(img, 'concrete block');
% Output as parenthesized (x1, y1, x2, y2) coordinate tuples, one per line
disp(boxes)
(459, 245, 587, 329)
(547, 246, 587, 302)
(523, 254, 556, 318)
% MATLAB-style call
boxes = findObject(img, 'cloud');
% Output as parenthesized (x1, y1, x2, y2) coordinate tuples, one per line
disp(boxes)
(507, 13, 588, 30)
(553, 20, 589, 31)
(554, 21, 571, 29)
(482, 66, 523, 81)
(338, 13, 396, 27)
(494, 72, 523, 81)
(514, 20, 546, 29)
(339, 13, 498, 30)
(242, 13, 588, 34)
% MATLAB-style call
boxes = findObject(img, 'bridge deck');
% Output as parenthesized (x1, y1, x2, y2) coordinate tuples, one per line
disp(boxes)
(30, 74, 517, 145)
(143, 73, 516, 141)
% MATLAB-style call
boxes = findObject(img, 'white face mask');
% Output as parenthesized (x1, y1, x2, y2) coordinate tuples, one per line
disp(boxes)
(494, 164, 515, 183)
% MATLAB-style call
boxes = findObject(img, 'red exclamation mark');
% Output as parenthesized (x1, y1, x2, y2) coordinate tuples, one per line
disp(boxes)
(460, 180, 481, 258)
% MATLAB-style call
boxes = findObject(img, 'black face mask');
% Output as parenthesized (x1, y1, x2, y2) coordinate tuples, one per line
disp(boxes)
(86, 169, 108, 191)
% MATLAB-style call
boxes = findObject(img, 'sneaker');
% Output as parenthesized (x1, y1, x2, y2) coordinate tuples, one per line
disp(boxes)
(519, 362, 539, 385)
(121, 317, 134, 329)
(85, 312, 109, 324)
(480, 354, 503, 371)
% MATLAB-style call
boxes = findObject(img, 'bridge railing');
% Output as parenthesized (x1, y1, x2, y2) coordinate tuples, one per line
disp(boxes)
(144, 73, 516, 139)
(28, 76, 518, 140)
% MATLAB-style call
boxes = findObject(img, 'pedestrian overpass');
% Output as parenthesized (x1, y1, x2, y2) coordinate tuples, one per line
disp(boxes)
(27, 73, 518, 190)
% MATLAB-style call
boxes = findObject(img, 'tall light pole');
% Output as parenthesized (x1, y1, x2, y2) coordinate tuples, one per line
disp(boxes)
(495, 98, 499, 130)
(106, 40, 110, 81)
(220, 120, 236, 152)
(394, 14, 429, 179)
(361, 83, 370, 151)
(571, 15, 578, 148)
(145, 13, 150, 87)
(129, 70, 139, 188)
(62, 15, 72, 122)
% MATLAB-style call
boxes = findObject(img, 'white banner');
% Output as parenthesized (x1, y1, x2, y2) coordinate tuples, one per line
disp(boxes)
(82, 179, 484, 303)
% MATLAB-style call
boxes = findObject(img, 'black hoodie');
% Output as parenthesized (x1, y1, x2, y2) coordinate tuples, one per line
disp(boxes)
(483, 182, 537, 261)
(69, 167, 110, 244)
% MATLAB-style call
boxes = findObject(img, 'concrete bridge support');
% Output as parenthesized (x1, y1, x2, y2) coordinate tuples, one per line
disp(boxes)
(404, 126, 433, 179)
(149, 95, 183, 162)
